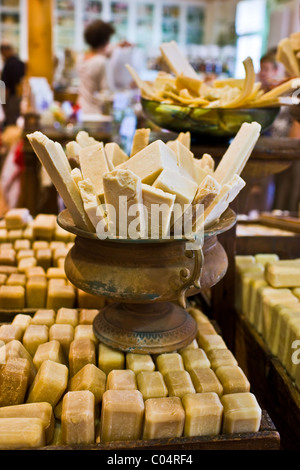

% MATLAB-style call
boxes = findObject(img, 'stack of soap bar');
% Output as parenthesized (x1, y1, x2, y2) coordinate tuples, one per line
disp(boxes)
(182, 392, 223, 437)
(142, 397, 185, 440)
(0, 402, 54, 444)
(100, 390, 144, 442)
(221, 393, 261, 434)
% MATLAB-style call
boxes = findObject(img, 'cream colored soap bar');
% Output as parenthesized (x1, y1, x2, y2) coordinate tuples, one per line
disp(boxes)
(142, 397, 185, 440)
(0, 358, 31, 406)
(180, 348, 210, 370)
(74, 324, 97, 343)
(215, 365, 250, 394)
(0, 324, 23, 343)
(23, 324, 49, 357)
(79, 142, 110, 199)
(78, 178, 107, 231)
(31, 309, 56, 327)
(196, 321, 218, 345)
(26, 275, 48, 308)
(4, 208, 31, 230)
(269, 305, 300, 356)
(6, 272, 26, 285)
(27, 359, 68, 407)
(182, 392, 223, 437)
(68, 363, 106, 405)
(171, 140, 196, 182)
(141, 183, 175, 238)
(103, 169, 146, 239)
(46, 284, 76, 310)
(56, 308, 79, 327)
(49, 323, 74, 356)
(0, 285, 25, 309)
(126, 353, 155, 374)
(136, 371, 168, 400)
(164, 370, 195, 398)
(117, 139, 178, 185)
(187, 307, 210, 326)
(190, 367, 223, 396)
(104, 142, 129, 167)
(207, 348, 238, 370)
(0, 417, 45, 449)
(221, 392, 261, 434)
(79, 309, 99, 325)
(265, 260, 300, 288)
(197, 333, 227, 353)
(156, 352, 184, 376)
(98, 343, 125, 374)
(255, 253, 279, 266)
(1, 340, 36, 384)
(0, 402, 54, 444)
(68, 338, 96, 377)
(61, 390, 95, 445)
(130, 128, 150, 156)
(100, 390, 144, 442)
(33, 340, 66, 370)
(106, 369, 137, 390)
(262, 293, 298, 342)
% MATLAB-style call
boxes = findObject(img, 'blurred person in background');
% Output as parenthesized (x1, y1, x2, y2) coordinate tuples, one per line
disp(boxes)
(0, 42, 26, 127)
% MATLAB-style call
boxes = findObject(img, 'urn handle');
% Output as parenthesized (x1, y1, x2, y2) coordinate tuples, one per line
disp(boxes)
(178, 241, 204, 308)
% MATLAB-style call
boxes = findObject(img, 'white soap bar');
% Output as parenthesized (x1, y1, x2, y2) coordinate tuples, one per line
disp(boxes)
(141, 184, 175, 238)
(104, 142, 129, 168)
(78, 178, 107, 232)
(79, 142, 110, 200)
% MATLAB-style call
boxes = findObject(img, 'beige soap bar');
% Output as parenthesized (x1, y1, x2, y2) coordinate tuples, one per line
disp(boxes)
(197, 334, 227, 353)
(190, 367, 223, 396)
(0, 402, 54, 444)
(68, 338, 96, 377)
(78, 178, 107, 231)
(11, 314, 32, 334)
(265, 259, 300, 288)
(14, 239, 31, 251)
(67, 363, 106, 405)
(0, 417, 45, 449)
(156, 352, 184, 376)
(141, 183, 175, 238)
(164, 370, 195, 398)
(27, 359, 68, 407)
(104, 142, 129, 167)
(4, 208, 31, 230)
(49, 323, 74, 356)
(126, 353, 155, 374)
(23, 324, 49, 357)
(6, 272, 26, 286)
(106, 369, 137, 390)
(61, 390, 95, 445)
(181, 348, 211, 370)
(0, 285, 25, 309)
(46, 284, 76, 310)
(1, 340, 36, 384)
(142, 397, 185, 440)
(0, 324, 23, 343)
(33, 340, 67, 370)
(79, 309, 99, 325)
(31, 309, 56, 327)
(56, 308, 79, 327)
(196, 321, 218, 345)
(130, 128, 150, 156)
(269, 305, 300, 356)
(32, 214, 57, 240)
(79, 142, 110, 199)
(100, 390, 144, 442)
(0, 358, 31, 406)
(103, 168, 146, 239)
(137, 371, 168, 400)
(26, 275, 48, 308)
(36, 248, 52, 270)
(171, 140, 196, 182)
(187, 307, 210, 326)
(207, 349, 238, 370)
(221, 392, 261, 434)
(117, 139, 178, 185)
(182, 392, 223, 437)
(215, 365, 250, 394)
(98, 343, 125, 374)
(74, 324, 97, 344)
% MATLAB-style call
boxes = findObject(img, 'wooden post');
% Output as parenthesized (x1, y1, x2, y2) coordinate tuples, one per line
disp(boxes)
(27, 0, 53, 85)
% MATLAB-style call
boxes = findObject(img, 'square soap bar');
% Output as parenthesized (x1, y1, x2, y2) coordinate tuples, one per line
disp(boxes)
(23, 325, 49, 357)
(1, 339, 36, 384)
(197, 334, 227, 353)
(164, 370, 195, 398)
(156, 352, 184, 376)
(100, 390, 144, 442)
(12, 314, 32, 334)
(33, 340, 67, 370)
(0, 285, 25, 309)
(56, 308, 79, 327)
(79, 309, 99, 325)
(27, 359, 68, 407)
(215, 365, 250, 394)
(61, 390, 95, 446)
(68, 363, 106, 405)
(49, 324, 74, 357)
(207, 349, 238, 370)
(126, 353, 155, 374)
(137, 371, 168, 400)
(180, 348, 210, 371)
(98, 343, 125, 375)
(68, 338, 96, 377)
(31, 309, 56, 327)
(0, 358, 31, 406)
(221, 392, 262, 434)
(0, 324, 23, 343)
(106, 369, 137, 390)
(142, 397, 185, 440)
(74, 325, 97, 344)
(190, 367, 223, 396)
(26, 276, 47, 308)
(182, 392, 223, 437)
